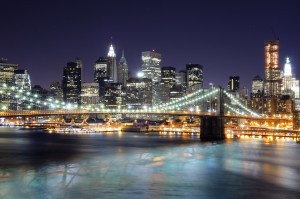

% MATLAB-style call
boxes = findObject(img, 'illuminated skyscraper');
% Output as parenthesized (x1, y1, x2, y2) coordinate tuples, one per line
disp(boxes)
(62, 60, 82, 105)
(108, 44, 118, 83)
(161, 66, 176, 88)
(228, 76, 239, 92)
(282, 57, 300, 98)
(118, 50, 128, 85)
(264, 39, 281, 97)
(186, 64, 203, 92)
(141, 50, 162, 84)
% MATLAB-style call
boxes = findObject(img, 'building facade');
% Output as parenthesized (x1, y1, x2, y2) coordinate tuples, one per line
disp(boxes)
(108, 44, 118, 83)
(141, 50, 162, 84)
(228, 76, 239, 92)
(62, 60, 82, 105)
(81, 82, 100, 105)
(186, 64, 203, 92)
(264, 39, 281, 97)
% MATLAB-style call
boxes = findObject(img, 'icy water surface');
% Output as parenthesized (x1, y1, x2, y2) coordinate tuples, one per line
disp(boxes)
(0, 127, 300, 199)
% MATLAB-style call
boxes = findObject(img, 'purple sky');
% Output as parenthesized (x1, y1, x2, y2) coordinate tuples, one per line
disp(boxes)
(1, 0, 300, 90)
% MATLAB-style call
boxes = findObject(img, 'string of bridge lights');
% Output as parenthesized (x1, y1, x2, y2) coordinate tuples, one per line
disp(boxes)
(223, 90, 260, 117)
(153, 88, 219, 111)
(1, 83, 260, 117)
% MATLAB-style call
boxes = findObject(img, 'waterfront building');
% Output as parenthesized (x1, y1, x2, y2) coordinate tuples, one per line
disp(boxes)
(81, 82, 100, 105)
(141, 50, 162, 84)
(118, 50, 128, 86)
(228, 76, 239, 92)
(264, 39, 281, 97)
(125, 77, 152, 109)
(62, 60, 82, 105)
(186, 64, 203, 93)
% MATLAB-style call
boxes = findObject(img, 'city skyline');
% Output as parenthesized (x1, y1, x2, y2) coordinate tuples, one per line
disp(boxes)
(1, 0, 300, 90)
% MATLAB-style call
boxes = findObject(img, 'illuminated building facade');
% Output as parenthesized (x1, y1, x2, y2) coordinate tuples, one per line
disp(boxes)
(14, 69, 31, 91)
(264, 39, 281, 97)
(62, 60, 82, 105)
(118, 50, 128, 86)
(186, 64, 203, 92)
(125, 77, 152, 109)
(175, 70, 187, 94)
(49, 81, 63, 101)
(161, 66, 176, 88)
(228, 76, 239, 92)
(81, 82, 100, 105)
(104, 83, 123, 108)
(141, 50, 162, 84)
(282, 57, 300, 98)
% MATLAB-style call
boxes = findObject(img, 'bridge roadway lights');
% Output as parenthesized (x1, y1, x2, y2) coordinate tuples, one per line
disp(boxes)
(200, 116, 225, 141)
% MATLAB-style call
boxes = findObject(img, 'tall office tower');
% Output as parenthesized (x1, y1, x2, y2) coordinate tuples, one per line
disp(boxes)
(14, 69, 31, 90)
(264, 39, 281, 97)
(291, 77, 300, 98)
(62, 60, 82, 105)
(108, 44, 118, 83)
(81, 82, 100, 105)
(161, 66, 176, 88)
(94, 57, 110, 99)
(228, 76, 239, 92)
(49, 81, 63, 101)
(175, 70, 187, 93)
(0, 59, 18, 86)
(118, 50, 128, 86)
(0, 59, 18, 110)
(141, 50, 162, 84)
(186, 64, 203, 92)
(125, 77, 152, 109)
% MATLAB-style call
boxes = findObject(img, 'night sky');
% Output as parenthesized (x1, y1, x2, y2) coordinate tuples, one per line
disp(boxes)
(1, 0, 300, 90)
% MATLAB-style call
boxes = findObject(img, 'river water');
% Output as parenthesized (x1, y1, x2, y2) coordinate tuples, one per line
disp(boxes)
(0, 127, 300, 199)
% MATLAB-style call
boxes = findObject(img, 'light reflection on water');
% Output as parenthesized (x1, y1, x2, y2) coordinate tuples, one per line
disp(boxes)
(0, 127, 300, 199)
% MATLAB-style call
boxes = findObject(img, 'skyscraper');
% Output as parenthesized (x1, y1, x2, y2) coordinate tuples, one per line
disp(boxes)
(264, 39, 281, 97)
(62, 60, 82, 105)
(0, 59, 18, 86)
(228, 76, 239, 92)
(141, 50, 162, 84)
(282, 57, 300, 98)
(118, 50, 128, 86)
(161, 66, 176, 88)
(108, 44, 118, 83)
(186, 64, 203, 92)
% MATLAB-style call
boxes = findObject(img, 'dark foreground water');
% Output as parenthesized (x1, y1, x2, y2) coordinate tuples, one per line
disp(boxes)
(0, 127, 300, 199)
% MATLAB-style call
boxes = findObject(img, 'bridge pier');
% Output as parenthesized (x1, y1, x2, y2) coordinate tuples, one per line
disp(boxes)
(200, 116, 225, 141)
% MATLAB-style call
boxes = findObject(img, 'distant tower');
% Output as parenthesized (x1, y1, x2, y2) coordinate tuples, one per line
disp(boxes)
(62, 59, 82, 105)
(264, 39, 281, 97)
(282, 57, 292, 94)
(141, 50, 162, 84)
(108, 44, 118, 83)
(14, 69, 31, 91)
(118, 50, 128, 85)
(228, 76, 239, 92)
(186, 64, 203, 92)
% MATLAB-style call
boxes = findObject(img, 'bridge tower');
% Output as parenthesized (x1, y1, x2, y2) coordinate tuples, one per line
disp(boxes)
(200, 87, 225, 140)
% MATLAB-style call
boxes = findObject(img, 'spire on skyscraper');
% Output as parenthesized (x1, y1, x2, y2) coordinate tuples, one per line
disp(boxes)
(284, 57, 292, 76)
(108, 44, 116, 57)
(119, 50, 127, 64)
